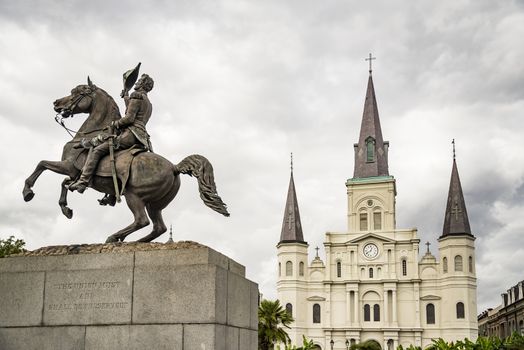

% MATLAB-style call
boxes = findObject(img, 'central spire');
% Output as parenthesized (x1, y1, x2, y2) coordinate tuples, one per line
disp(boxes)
(353, 62, 389, 178)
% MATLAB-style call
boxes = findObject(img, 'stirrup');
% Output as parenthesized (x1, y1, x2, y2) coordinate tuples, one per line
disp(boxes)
(69, 180, 88, 193)
(98, 194, 116, 207)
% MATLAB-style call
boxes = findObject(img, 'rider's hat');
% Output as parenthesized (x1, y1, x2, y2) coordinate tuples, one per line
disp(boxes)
(123, 62, 141, 91)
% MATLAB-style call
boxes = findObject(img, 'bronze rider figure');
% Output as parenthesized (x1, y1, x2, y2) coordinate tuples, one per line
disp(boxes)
(69, 74, 154, 193)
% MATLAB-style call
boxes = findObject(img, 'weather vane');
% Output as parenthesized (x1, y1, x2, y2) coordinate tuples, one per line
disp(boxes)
(365, 53, 376, 74)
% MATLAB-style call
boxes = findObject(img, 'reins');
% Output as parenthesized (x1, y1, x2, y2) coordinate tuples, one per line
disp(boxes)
(54, 88, 106, 139)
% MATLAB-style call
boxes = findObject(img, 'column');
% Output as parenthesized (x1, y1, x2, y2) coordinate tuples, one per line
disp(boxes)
(392, 290, 397, 324)
(346, 290, 351, 325)
(354, 289, 360, 325)
(384, 289, 389, 326)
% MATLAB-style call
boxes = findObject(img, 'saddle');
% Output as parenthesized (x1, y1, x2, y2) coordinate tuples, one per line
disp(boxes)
(74, 146, 146, 194)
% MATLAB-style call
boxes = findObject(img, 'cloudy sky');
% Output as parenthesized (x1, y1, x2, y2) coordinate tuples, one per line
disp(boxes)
(1, 1, 523, 313)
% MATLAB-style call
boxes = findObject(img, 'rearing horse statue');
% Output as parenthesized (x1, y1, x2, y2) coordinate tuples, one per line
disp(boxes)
(22, 78, 229, 243)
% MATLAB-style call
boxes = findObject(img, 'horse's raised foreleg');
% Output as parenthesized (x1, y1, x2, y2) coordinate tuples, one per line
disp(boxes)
(136, 206, 167, 242)
(59, 177, 74, 219)
(105, 192, 149, 243)
(23, 160, 77, 202)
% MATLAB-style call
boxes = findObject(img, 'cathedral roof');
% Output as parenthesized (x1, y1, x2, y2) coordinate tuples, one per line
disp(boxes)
(353, 73, 390, 178)
(441, 152, 473, 238)
(279, 157, 306, 245)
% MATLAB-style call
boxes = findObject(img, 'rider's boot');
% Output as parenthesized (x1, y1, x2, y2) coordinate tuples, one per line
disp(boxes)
(98, 194, 117, 206)
(69, 147, 105, 193)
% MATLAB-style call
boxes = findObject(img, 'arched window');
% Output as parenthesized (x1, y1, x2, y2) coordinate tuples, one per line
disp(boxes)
(286, 261, 293, 276)
(336, 261, 342, 278)
(373, 211, 382, 230)
(369, 267, 373, 278)
(278, 262, 281, 277)
(426, 303, 435, 324)
(443, 257, 448, 273)
(469, 256, 473, 273)
(360, 212, 368, 231)
(373, 304, 380, 321)
(364, 304, 371, 321)
(402, 259, 407, 276)
(286, 303, 293, 317)
(455, 255, 463, 272)
(456, 302, 465, 319)
(313, 304, 321, 323)
(366, 137, 375, 162)
(299, 262, 304, 276)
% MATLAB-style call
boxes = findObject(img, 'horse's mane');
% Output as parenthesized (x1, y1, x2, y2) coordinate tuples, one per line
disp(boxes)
(94, 86, 121, 121)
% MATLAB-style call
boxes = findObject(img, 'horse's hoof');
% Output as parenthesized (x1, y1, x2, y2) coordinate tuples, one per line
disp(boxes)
(61, 207, 73, 219)
(105, 236, 119, 243)
(23, 189, 35, 202)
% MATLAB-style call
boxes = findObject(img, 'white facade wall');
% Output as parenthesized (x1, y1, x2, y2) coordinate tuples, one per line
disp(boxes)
(277, 177, 478, 350)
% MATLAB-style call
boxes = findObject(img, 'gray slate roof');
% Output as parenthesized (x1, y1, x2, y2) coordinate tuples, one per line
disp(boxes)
(279, 171, 306, 244)
(441, 158, 473, 238)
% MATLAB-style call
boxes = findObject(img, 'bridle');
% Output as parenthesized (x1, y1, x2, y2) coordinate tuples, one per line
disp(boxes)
(54, 87, 104, 138)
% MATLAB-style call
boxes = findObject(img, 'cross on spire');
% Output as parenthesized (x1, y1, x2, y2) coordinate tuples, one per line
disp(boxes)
(365, 53, 376, 74)
(425, 241, 431, 254)
(452, 139, 456, 160)
(290, 152, 293, 173)
(315, 246, 320, 258)
(451, 201, 462, 221)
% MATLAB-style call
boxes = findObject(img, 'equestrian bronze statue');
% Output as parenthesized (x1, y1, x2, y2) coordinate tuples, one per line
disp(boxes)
(22, 66, 229, 243)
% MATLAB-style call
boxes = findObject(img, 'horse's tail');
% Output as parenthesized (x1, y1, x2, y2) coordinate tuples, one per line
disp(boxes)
(174, 154, 230, 217)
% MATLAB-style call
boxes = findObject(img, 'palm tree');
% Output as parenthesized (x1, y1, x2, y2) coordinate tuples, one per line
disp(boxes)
(258, 299, 294, 350)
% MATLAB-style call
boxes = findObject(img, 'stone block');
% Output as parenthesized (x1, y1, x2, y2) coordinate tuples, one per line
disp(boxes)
(133, 264, 227, 324)
(240, 328, 258, 350)
(134, 247, 230, 272)
(0, 326, 85, 350)
(227, 271, 251, 328)
(43, 268, 133, 325)
(0, 253, 133, 272)
(0, 271, 44, 327)
(250, 281, 260, 330)
(183, 324, 226, 350)
(226, 326, 240, 350)
(228, 258, 246, 276)
(85, 324, 183, 350)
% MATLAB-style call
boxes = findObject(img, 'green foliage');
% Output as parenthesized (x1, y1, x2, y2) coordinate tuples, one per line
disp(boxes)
(258, 299, 294, 350)
(0, 235, 26, 258)
(408, 334, 524, 350)
(351, 340, 382, 350)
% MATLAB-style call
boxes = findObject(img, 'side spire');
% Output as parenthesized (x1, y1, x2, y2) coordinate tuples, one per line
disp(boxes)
(353, 57, 389, 178)
(279, 153, 306, 244)
(441, 141, 473, 238)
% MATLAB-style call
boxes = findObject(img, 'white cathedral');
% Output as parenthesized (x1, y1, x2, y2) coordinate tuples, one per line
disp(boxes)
(276, 71, 478, 350)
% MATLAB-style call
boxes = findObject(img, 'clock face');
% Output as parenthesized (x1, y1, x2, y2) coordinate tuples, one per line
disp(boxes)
(363, 243, 379, 259)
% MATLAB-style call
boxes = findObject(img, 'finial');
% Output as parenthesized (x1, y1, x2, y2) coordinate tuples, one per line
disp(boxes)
(365, 53, 376, 75)
(425, 241, 431, 254)
(290, 152, 293, 173)
(315, 246, 320, 258)
(452, 139, 456, 160)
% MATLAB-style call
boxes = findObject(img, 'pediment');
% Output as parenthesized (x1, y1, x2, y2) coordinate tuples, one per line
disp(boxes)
(420, 295, 441, 301)
(348, 233, 395, 244)
(307, 296, 326, 301)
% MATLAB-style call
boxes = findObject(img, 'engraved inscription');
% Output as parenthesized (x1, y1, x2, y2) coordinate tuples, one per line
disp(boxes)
(47, 280, 129, 312)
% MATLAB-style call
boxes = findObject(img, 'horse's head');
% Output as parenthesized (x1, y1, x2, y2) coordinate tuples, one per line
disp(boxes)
(53, 77, 97, 118)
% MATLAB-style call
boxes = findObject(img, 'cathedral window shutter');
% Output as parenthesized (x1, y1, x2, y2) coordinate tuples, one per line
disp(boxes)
(364, 304, 371, 321)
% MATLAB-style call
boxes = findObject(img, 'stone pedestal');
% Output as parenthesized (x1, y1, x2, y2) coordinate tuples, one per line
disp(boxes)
(0, 242, 258, 350)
